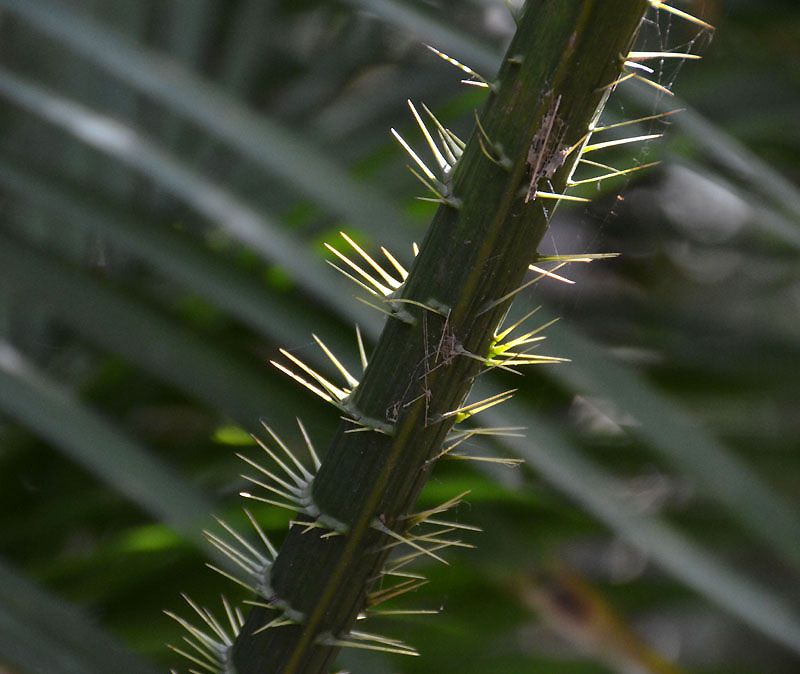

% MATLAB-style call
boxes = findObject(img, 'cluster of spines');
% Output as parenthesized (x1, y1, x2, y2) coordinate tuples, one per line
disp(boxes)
(237, 418, 321, 519)
(168, 3, 711, 670)
(419, 3, 711, 208)
(166, 595, 243, 674)
(165, 426, 310, 673)
(276, 230, 592, 446)
(204, 509, 278, 596)
(391, 99, 465, 209)
(166, 417, 485, 666)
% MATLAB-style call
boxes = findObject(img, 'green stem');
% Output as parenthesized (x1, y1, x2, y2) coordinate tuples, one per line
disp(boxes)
(232, 2, 648, 672)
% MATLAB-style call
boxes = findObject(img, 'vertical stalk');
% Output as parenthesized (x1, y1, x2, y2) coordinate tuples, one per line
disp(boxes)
(233, 1, 648, 672)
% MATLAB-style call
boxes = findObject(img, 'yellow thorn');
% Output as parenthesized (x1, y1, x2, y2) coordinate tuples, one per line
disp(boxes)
(582, 133, 662, 153)
(407, 99, 448, 174)
(425, 44, 487, 83)
(535, 253, 618, 263)
(354, 325, 368, 372)
(339, 232, 401, 289)
(447, 454, 525, 466)
(648, 1, 714, 30)
(381, 246, 408, 280)
(568, 161, 660, 186)
(313, 334, 359, 389)
(591, 108, 682, 133)
(391, 127, 437, 181)
(533, 191, 591, 203)
(631, 73, 675, 96)
(494, 306, 542, 342)
(627, 51, 701, 61)
(528, 264, 575, 284)
(443, 389, 517, 422)
(277, 348, 348, 400)
(271, 360, 334, 403)
(325, 243, 393, 295)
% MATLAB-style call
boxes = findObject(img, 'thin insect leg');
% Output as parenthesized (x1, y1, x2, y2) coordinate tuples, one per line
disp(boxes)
(391, 314, 433, 421)
(400, 311, 433, 423)
(433, 310, 452, 365)
(422, 312, 431, 423)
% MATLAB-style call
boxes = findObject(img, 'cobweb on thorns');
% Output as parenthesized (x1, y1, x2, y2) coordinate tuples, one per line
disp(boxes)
(537, 3, 713, 314)
(611, 6, 711, 172)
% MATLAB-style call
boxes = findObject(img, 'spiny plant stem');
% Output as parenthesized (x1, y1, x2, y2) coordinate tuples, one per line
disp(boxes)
(233, 2, 648, 672)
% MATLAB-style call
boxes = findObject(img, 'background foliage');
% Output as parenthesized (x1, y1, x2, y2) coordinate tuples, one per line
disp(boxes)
(1, 1, 799, 673)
